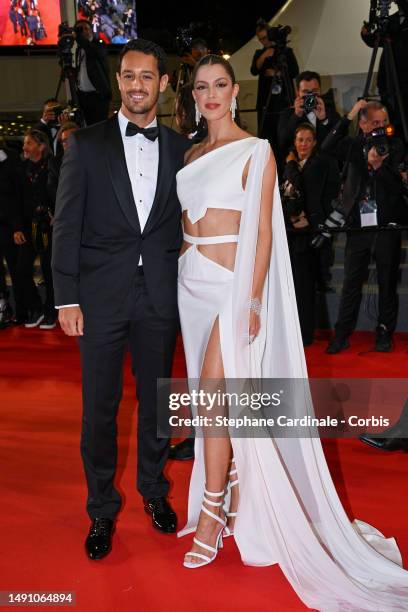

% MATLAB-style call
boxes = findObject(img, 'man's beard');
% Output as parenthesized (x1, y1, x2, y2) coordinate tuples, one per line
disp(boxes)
(122, 91, 159, 116)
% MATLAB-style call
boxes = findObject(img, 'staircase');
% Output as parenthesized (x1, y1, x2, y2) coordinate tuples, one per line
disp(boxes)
(317, 232, 408, 331)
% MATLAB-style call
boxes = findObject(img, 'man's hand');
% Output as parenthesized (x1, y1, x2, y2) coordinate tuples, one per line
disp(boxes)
(294, 95, 304, 117)
(347, 98, 368, 121)
(368, 147, 388, 170)
(58, 306, 84, 336)
(256, 47, 275, 71)
(286, 151, 297, 162)
(13, 231, 26, 245)
(315, 96, 327, 121)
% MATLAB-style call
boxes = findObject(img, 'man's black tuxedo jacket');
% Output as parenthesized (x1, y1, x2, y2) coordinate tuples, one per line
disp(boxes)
(52, 115, 190, 319)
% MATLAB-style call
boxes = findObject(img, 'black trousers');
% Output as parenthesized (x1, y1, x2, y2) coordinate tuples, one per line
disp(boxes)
(0, 224, 21, 310)
(335, 230, 401, 338)
(77, 91, 110, 126)
(79, 272, 179, 519)
(15, 237, 54, 316)
(288, 235, 317, 346)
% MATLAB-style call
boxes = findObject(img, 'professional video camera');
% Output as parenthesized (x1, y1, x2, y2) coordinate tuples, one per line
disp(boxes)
(363, 125, 395, 156)
(365, 0, 394, 35)
(267, 24, 292, 51)
(57, 22, 75, 66)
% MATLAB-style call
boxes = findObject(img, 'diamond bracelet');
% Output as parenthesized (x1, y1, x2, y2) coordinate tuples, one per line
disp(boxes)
(249, 298, 262, 315)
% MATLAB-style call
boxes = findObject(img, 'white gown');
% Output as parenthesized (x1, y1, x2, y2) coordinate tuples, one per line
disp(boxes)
(176, 137, 408, 611)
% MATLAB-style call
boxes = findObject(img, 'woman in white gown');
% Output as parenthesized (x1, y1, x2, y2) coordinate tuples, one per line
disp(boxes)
(176, 54, 408, 611)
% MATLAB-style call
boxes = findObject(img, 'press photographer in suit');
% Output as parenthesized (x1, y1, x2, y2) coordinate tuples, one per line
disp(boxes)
(53, 39, 190, 559)
(322, 100, 406, 355)
(278, 71, 341, 157)
(250, 19, 299, 157)
(361, 0, 408, 139)
(74, 19, 112, 125)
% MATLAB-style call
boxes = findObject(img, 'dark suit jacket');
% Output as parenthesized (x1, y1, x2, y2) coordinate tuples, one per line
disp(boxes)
(278, 103, 341, 156)
(321, 116, 406, 228)
(250, 47, 299, 111)
(34, 121, 64, 158)
(75, 39, 112, 99)
(52, 115, 190, 319)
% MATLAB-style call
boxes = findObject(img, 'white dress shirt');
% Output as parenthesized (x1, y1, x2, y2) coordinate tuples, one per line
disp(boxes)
(77, 48, 96, 93)
(117, 109, 159, 237)
(56, 110, 159, 309)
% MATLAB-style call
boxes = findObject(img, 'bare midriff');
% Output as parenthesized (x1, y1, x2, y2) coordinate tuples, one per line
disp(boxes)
(180, 208, 241, 272)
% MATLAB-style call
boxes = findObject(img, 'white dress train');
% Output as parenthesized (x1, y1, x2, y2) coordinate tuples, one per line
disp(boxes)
(176, 137, 408, 611)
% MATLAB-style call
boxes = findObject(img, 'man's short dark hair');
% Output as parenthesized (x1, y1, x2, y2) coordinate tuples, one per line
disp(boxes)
(255, 18, 269, 33)
(118, 38, 167, 77)
(295, 71, 321, 89)
(191, 38, 208, 50)
(75, 19, 91, 28)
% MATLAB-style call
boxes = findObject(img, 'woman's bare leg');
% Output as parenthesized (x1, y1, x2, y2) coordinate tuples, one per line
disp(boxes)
(184, 318, 232, 565)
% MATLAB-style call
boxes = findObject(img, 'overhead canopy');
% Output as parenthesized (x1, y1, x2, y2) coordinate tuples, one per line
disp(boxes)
(229, 0, 395, 80)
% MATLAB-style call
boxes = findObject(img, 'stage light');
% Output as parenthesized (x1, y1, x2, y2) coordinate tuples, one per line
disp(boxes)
(222, 54, 231, 60)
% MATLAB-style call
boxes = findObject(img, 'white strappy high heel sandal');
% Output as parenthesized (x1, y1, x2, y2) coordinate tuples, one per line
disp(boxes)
(183, 487, 226, 569)
(224, 458, 239, 538)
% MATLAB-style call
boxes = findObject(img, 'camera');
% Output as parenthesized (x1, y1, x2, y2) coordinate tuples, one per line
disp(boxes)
(302, 92, 318, 113)
(267, 24, 291, 51)
(364, 125, 394, 157)
(310, 200, 346, 249)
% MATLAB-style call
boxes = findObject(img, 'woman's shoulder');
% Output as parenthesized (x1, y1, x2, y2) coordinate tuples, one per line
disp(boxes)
(184, 142, 205, 165)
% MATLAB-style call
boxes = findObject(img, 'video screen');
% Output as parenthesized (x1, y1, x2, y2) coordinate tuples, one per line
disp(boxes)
(76, 1, 137, 45)
(0, 0, 61, 45)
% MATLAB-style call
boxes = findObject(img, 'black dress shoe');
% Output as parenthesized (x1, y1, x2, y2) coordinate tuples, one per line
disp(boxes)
(375, 325, 392, 352)
(359, 433, 408, 452)
(144, 497, 177, 533)
(85, 518, 115, 560)
(326, 337, 350, 354)
(168, 438, 195, 461)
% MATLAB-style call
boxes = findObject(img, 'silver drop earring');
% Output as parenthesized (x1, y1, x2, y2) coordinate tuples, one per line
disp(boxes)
(230, 97, 237, 120)
(195, 102, 201, 125)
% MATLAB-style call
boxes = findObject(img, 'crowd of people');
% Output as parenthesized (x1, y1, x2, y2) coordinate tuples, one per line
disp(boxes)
(2, 9, 408, 357)
(77, 0, 136, 44)
(8, 0, 47, 45)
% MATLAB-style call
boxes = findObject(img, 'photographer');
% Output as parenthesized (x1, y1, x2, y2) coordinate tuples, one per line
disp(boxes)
(74, 19, 112, 125)
(179, 38, 209, 70)
(0, 136, 23, 327)
(282, 124, 340, 346)
(47, 122, 80, 204)
(250, 19, 299, 155)
(34, 98, 65, 157)
(13, 130, 56, 329)
(278, 71, 341, 157)
(322, 100, 407, 354)
(361, 0, 408, 139)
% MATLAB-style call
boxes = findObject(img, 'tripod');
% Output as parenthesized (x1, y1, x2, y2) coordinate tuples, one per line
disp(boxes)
(363, 30, 408, 143)
(259, 48, 295, 137)
(54, 53, 86, 127)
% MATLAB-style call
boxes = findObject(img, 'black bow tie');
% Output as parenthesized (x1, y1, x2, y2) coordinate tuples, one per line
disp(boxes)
(125, 122, 159, 141)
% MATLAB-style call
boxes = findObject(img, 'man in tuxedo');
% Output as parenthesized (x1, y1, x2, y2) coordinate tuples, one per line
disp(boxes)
(34, 99, 64, 157)
(52, 38, 190, 560)
(74, 19, 112, 125)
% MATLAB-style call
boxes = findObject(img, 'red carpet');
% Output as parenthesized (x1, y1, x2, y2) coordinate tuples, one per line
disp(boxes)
(0, 0, 60, 46)
(1, 328, 408, 611)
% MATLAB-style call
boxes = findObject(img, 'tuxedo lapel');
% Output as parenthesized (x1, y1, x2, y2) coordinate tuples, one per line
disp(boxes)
(142, 124, 175, 236)
(105, 116, 141, 234)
